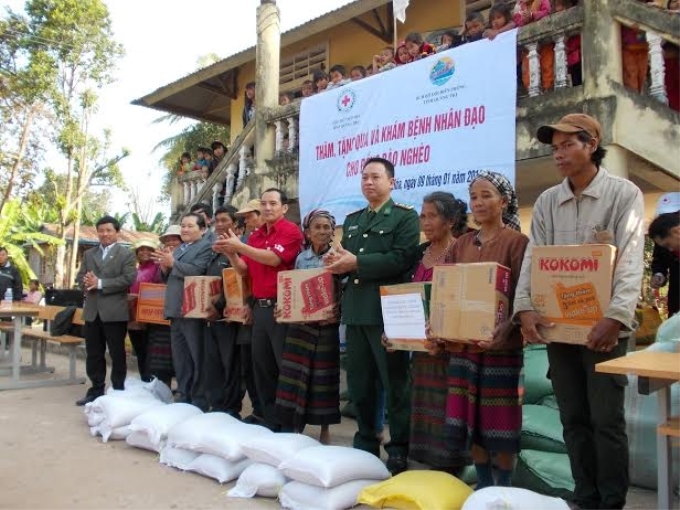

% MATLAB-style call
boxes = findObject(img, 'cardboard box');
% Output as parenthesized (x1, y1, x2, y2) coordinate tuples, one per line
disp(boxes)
(136, 283, 170, 326)
(182, 276, 222, 319)
(222, 268, 252, 323)
(531, 244, 617, 344)
(277, 268, 336, 323)
(430, 263, 511, 343)
(380, 282, 431, 352)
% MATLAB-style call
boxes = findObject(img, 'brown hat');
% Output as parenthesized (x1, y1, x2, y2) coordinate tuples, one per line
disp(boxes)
(236, 199, 262, 216)
(536, 113, 602, 144)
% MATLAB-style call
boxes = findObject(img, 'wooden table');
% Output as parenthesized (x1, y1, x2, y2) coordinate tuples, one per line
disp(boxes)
(597, 350, 680, 510)
(0, 303, 44, 390)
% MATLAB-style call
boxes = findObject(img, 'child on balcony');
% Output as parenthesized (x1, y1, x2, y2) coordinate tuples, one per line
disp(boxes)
(300, 79, 315, 98)
(484, 3, 515, 40)
(326, 65, 351, 90)
(404, 32, 437, 61)
(554, 0, 582, 86)
(350, 65, 367, 81)
(313, 70, 330, 92)
(373, 46, 398, 73)
(461, 12, 486, 44)
(437, 30, 461, 52)
(515, 0, 554, 92)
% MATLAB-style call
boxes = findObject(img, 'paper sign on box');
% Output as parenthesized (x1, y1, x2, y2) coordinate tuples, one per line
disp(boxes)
(136, 283, 170, 326)
(531, 244, 616, 345)
(380, 282, 431, 352)
(277, 268, 336, 323)
(222, 268, 252, 323)
(430, 263, 511, 343)
(182, 276, 222, 319)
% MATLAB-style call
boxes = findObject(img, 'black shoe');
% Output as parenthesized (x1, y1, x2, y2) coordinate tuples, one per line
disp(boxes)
(242, 414, 265, 425)
(386, 454, 408, 476)
(75, 392, 102, 406)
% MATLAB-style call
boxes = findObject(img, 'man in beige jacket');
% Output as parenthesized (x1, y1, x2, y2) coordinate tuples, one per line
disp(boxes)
(514, 114, 644, 510)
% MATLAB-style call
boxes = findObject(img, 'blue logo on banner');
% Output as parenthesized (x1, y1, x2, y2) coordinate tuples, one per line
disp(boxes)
(429, 56, 456, 86)
(336, 89, 356, 113)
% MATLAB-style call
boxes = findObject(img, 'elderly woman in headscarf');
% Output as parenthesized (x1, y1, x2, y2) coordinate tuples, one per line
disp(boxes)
(427, 170, 528, 489)
(275, 209, 341, 444)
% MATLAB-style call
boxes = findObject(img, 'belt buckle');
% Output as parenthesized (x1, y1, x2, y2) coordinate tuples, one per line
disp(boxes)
(258, 298, 274, 307)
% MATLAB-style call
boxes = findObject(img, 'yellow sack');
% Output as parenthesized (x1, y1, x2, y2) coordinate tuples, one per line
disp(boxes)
(358, 470, 473, 510)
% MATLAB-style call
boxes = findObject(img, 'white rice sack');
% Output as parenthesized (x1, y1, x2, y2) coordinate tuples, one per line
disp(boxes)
(462, 487, 570, 510)
(242, 433, 320, 467)
(228, 463, 288, 499)
(186, 454, 253, 484)
(144, 377, 174, 404)
(96, 395, 164, 429)
(279, 479, 376, 510)
(279, 445, 390, 488)
(167, 413, 272, 459)
(102, 425, 132, 443)
(126, 430, 160, 452)
(160, 446, 200, 471)
(129, 403, 203, 447)
(86, 411, 105, 427)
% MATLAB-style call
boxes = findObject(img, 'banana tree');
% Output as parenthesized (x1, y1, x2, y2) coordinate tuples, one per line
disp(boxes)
(0, 199, 63, 284)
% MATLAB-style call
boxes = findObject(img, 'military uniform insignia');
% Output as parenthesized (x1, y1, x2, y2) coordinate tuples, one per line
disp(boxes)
(394, 203, 414, 210)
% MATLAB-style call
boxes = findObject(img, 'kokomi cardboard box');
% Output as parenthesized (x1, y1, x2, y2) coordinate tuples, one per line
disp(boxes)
(222, 268, 252, 323)
(136, 283, 170, 326)
(277, 268, 336, 323)
(379, 282, 432, 352)
(430, 263, 511, 343)
(531, 244, 617, 345)
(182, 276, 222, 319)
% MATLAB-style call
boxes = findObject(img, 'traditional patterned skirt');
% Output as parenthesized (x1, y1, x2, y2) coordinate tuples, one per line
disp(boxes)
(445, 348, 523, 454)
(275, 323, 341, 429)
(147, 324, 175, 379)
(410, 351, 469, 469)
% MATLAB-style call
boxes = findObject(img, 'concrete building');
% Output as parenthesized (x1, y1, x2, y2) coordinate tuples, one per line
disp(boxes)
(134, 0, 679, 228)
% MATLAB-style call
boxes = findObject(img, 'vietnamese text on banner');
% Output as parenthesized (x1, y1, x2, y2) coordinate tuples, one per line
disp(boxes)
(298, 29, 518, 225)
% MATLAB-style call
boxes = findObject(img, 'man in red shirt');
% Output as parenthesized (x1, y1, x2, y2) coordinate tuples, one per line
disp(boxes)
(214, 188, 304, 429)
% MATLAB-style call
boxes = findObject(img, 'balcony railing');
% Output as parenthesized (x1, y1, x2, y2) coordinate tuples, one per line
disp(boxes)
(170, 0, 678, 216)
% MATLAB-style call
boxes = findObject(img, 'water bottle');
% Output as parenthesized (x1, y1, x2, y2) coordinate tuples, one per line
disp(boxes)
(3, 288, 12, 302)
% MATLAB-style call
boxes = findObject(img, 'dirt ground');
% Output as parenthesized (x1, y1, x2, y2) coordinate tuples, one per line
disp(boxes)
(0, 348, 675, 510)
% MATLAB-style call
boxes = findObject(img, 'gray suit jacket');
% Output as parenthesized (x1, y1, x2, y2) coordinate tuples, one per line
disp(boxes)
(162, 235, 214, 319)
(76, 243, 137, 323)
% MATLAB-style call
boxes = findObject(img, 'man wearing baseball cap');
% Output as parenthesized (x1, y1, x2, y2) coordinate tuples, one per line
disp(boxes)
(514, 113, 645, 509)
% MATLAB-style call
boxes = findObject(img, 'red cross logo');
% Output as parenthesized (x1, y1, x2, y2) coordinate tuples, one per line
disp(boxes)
(341, 95, 352, 107)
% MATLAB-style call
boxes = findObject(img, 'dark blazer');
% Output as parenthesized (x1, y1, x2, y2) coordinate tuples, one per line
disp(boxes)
(76, 243, 137, 323)
(162, 235, 214, 319)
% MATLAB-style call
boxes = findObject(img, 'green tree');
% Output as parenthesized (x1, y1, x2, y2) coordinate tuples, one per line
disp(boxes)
(14, 0, 126, 288)
(0, 199, 63, 285)
(154, 119, 231, 196)
(0, 12, 50, 210)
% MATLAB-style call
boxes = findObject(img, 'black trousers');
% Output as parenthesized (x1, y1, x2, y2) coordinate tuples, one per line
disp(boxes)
(251, 304, 288, 428)
(237, 325, 263, 418)
(548, 339, 629, 510)
(204, 320, 241, 416)
(84, 315, 128, 394)
(127, 329, 150, 382)
(170, 318, 208, 410)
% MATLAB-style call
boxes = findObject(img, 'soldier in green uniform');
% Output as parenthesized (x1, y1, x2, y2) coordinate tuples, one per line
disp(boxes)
(326, 157, 420, 475)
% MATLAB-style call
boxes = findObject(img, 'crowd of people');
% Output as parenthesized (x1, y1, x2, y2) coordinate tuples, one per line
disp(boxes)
(63, 109, 680, 510)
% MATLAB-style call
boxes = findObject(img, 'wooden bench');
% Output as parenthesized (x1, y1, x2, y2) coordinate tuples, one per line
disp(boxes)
(19, 306, 86, 386)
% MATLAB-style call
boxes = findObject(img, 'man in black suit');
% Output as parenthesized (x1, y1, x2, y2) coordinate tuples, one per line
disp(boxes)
(75, 216, 137, 406)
